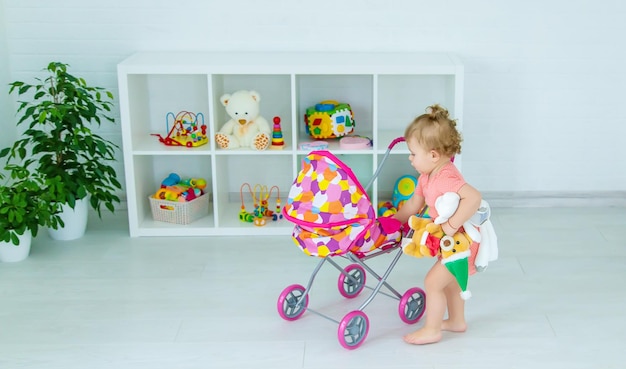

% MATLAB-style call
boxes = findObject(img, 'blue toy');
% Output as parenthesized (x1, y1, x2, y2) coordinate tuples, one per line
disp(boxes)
(377, 174, 430, 219)
(392, 175, 417, 209)
(161, 173, 181, 187)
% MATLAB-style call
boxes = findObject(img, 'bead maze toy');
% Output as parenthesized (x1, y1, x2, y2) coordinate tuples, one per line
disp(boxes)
(304, 100, 355, 139)
(239, 183, 283, 226)
(152, 111, 208, 148)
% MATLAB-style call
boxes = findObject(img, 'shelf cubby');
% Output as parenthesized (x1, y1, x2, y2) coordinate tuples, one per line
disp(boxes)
(117, 52, 463, 236)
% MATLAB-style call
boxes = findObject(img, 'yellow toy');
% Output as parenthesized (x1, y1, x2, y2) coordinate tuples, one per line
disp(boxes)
(400, 215, 440, 258)
(400, 191, 499, 300)
(440, 230, 473, 300)
(401, 214, 473, 300)
(304, 100, 355, 139)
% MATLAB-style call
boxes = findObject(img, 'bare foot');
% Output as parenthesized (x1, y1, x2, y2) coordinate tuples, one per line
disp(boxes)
(441, 319, 467, 332)
(403, 327, 442, 345)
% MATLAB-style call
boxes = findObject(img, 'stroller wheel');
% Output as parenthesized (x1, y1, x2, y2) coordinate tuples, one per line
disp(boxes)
(277, 284, 309, 321)
(338, 264, 366, 299)
(398, 287, 426, 324)
(338, 310, 369, 350)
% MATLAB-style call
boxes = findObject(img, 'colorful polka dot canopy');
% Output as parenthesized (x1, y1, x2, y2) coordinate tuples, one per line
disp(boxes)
(283, 151, 401, 257)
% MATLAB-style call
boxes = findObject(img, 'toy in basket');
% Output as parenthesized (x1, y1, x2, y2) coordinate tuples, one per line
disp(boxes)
(152, 111, 208, 148)
(239, 183, 283, 226)
(277, 139, 426, 350)
(150, 173, 209, 224)
(304, 100, 355, 139)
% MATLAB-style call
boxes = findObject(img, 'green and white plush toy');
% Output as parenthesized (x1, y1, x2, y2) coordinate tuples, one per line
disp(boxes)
(441, 248, 472, 300)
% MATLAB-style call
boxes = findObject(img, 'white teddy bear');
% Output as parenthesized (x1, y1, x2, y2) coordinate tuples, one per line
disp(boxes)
(215, 90, 271, 150)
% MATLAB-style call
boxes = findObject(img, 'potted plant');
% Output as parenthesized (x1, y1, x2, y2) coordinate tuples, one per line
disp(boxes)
(0, 163, 63, 262)
(1, 62, 122, 240)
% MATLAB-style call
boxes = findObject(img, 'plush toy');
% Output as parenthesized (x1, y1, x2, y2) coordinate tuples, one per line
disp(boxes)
(401, 213, 473, 300)
(434, 192, 499, 272)
(401, 191, 487, 300)
(434, 192, 482, 241)
(403, 191, 499, 300)
(215, 90, 271, 150)
(401, 215, 440, 258)
(439, 230, 473, 300)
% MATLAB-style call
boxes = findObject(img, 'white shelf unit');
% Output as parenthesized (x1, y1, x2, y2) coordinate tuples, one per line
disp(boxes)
(117, 52, 464, 237)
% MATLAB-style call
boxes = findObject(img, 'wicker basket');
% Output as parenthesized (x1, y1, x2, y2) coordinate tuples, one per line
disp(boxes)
(149, 193, 209, 225)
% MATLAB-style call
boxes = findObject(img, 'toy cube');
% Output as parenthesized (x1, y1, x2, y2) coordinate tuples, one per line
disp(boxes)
(304, 100, 355, 139)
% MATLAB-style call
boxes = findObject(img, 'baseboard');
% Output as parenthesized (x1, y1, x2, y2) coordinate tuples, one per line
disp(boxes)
(483, 191, 626, 207)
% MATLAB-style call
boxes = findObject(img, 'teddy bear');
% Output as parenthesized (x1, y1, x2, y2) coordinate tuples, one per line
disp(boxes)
(439, 229, 473, 300)
(401, 214, 472, 255)
(215, 90, 271, 150)
(400, 215, 440, 258)
(434, 192, 498, 272)
(401, 212, 473, 299)
(400, 192, 499, 299)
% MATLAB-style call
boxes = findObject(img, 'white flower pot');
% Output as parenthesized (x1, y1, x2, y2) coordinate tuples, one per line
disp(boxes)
(0, 232, 32, 262)
(48, 197, 89, 241)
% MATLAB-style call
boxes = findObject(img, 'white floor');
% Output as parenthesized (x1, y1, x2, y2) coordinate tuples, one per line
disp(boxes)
(1, 206, 625, 369)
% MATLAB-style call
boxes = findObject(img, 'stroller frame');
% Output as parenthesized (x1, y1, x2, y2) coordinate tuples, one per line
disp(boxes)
(277, 137, 426, 350)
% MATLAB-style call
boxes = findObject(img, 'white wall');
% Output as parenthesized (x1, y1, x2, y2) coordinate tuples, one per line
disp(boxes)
(0, 0, 14, 149)
(2, 0, 625, 194)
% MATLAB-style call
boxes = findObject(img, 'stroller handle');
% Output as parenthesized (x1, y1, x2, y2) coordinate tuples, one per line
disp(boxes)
(364, 137, 407, 191)
(387, 137, 406, 150)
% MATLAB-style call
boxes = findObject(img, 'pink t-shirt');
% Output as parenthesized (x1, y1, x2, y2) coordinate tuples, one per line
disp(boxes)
(415, 162, 466, 220)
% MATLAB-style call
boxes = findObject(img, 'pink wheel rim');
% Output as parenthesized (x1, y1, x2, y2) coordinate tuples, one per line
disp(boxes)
(398, 287, 426, 324)
(277, 284, 308, 321)
(337, 310, 369, 349)
(337, 264, 366, 299)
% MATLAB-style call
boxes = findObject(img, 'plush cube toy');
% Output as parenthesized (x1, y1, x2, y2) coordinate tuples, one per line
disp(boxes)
(304, 100, 355, 139)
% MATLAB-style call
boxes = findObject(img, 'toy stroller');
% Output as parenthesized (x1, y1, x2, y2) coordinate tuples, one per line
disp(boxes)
(277, 137, 426, 349)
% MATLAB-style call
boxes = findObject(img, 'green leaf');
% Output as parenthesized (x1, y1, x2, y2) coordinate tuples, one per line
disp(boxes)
(38, 111, 47, 123)
(18, 85, 31, 95)
(4, 61, 120, 219)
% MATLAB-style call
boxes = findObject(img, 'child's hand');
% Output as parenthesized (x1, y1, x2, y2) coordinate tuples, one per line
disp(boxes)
(442, 221, 458, 236)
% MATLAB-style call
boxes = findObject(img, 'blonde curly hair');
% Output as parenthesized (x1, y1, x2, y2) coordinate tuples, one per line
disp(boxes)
(404, 104, 462, 157)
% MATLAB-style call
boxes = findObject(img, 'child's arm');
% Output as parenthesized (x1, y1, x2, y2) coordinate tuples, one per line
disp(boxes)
(393, 192, 425, 224)
(441, 183, 482, 235)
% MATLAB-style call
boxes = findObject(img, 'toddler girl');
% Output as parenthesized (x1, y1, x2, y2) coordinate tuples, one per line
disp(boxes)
(394, 104, 482, 345)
